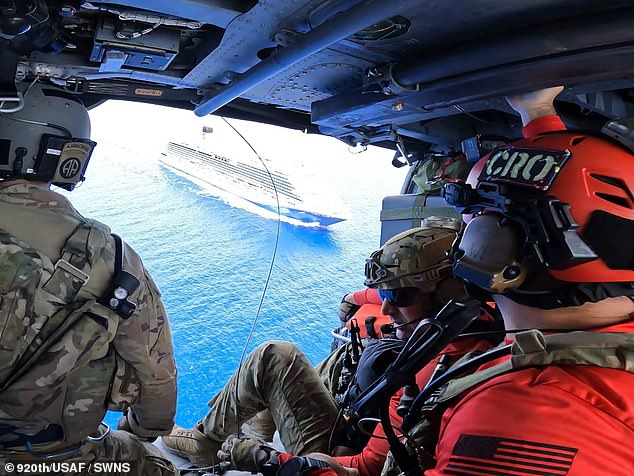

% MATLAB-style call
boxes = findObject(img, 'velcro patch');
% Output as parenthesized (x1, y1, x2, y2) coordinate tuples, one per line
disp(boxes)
(479, 147, 570, 190)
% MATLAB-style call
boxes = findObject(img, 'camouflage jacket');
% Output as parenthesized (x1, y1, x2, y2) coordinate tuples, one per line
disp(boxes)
(0, 183, 177, 444)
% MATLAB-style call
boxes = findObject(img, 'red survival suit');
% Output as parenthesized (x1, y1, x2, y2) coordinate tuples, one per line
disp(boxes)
(282, 117, 634, 475)
(428, 320, 634, 476)
(338, 289, 496, 475)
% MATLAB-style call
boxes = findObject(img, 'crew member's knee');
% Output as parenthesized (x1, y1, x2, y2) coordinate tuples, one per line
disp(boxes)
(257, 340, 303, 367)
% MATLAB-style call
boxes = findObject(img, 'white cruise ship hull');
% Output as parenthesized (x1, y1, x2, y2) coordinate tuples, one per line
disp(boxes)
(160, 142, 347, 227)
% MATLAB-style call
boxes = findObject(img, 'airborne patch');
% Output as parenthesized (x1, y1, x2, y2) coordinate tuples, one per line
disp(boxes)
(479, 147, 571, 190)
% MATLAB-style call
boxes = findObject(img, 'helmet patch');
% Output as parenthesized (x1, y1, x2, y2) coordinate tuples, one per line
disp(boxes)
(480, 147, 570, 190)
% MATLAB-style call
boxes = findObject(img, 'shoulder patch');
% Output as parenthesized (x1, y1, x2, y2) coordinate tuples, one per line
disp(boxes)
(450, 434, 578, 475)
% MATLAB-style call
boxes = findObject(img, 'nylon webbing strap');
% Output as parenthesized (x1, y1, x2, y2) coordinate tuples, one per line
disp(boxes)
(438, 329, 634, 403)
(42, 222, 93, 305)
(112, 233, 124, 275)
(380, 206, 458, 221)
(511, 329, 634, 370)
(0, 222, 103, 392)
(60, 221, 93, 270)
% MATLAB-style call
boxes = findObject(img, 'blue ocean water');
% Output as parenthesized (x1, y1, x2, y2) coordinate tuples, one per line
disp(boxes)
(66, 102, 405, 428)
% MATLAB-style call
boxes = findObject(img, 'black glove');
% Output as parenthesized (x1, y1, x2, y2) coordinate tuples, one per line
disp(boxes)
(338, 295, 360, 324)
(277, 456, 330, 476)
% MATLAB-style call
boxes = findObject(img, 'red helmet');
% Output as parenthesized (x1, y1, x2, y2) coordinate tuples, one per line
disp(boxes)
(525, 131, 634, 283)
(450, 128, 634, 304)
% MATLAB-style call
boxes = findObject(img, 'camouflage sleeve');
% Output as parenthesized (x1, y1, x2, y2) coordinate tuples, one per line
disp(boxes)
(112, 241, 177, 438)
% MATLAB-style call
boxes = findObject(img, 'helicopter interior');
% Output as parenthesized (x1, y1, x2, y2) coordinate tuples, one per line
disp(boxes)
(3, 0, 634, 173)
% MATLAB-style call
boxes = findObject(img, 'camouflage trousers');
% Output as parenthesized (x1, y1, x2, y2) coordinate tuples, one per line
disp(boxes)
(202, 340, 345, 454)
(0, 427, 178, 476)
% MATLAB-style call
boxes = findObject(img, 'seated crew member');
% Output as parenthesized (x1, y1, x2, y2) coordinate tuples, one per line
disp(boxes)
(0, 82, 178, 475)
(378, 87, 634, 476)
(162, 221, 498, 475)
(337, 288, 382, 324)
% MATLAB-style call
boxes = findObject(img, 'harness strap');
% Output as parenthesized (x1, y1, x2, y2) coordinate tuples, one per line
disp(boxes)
(398, 329, 634, 475)
(98, 234, 140, 319)
(0, 221, 111, 392)
(42, 220, 108, 304)
(438, 329, 634, 403)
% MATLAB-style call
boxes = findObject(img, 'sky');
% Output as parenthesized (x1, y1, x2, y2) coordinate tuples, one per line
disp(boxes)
(88, 100, 402, 172)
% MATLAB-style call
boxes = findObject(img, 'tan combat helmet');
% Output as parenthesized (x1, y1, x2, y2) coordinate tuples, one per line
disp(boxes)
(364, 217, 461, 293)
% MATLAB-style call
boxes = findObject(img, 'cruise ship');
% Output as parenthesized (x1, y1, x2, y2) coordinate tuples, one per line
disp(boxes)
(160, 141, 349, 226)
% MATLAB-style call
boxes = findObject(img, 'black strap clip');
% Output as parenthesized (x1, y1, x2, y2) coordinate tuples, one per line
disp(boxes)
(99, 234, 140, 319)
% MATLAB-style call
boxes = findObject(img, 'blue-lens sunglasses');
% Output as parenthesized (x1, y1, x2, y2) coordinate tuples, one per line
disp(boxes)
(377, 287, 420, 308)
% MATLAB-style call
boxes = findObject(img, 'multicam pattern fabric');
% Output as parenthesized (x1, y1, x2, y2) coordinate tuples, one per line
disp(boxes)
(0, 230, 54, 385)
(411, 157, 471, 193)
(364, 224, 459, 292)
(0, 183, 177, 469)
(202, 340, 339, 456)
(0, 428, 178, 476)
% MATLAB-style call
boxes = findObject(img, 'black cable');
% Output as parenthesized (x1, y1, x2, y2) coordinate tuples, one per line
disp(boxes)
(326, 407, 345, 454)
(221, 117, 281, 438)
(380, 402, 422, 476)
(0, 114, 72, 138)
(1, 77, 72, 138)
(352, 300, 481, 417)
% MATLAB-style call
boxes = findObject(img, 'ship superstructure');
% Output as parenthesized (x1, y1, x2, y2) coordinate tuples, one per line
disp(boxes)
(161, 141, 348, 226)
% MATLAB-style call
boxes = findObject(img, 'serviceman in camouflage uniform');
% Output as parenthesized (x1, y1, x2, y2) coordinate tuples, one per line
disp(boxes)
(161, 220, 468, 474)
(0, 82, 177, 475)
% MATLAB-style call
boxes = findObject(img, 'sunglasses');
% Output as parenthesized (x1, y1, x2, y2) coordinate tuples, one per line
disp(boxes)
(377, 287, 421, 308)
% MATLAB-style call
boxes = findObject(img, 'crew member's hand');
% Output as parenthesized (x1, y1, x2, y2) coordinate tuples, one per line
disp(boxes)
(338, 294, 360, 323)
(506, 86, 564, 125)
(217, 434, 275, 473)
(305, 453, 359, 476)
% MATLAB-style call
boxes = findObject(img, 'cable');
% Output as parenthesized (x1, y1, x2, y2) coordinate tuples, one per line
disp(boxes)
(0, 76, 39, 114)
(115, 18, 163, 39)
(0, 113, 72, 138)
(1, 77, 72, 137)
(221, 117, 281, 438)
(453, 104, 495, 125)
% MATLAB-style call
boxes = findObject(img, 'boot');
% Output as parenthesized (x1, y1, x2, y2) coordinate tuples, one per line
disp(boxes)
(161, 422, 221, 467)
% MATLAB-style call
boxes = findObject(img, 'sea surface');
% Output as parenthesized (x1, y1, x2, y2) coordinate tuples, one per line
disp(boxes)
(65, 101, 406, 428)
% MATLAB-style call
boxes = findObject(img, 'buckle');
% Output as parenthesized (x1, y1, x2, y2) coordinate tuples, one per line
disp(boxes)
(54, 259, 90, 286)
(85, 423, 110, 443)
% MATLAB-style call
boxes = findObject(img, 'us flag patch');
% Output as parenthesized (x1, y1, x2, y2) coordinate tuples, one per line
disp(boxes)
(447, 434, 578, 475)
